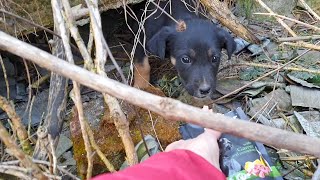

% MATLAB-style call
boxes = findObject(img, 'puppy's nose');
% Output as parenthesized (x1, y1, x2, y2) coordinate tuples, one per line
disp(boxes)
(199, 84, 211, 95)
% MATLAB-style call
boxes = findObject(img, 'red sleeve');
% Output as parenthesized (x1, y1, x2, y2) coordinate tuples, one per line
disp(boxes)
(92, 149, 226, 180)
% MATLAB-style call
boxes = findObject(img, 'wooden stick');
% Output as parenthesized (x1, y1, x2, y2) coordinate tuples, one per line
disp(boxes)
(281, 41, 320, 51)
(199, 0, 260, 44)
(0, 121, 47, 180)
(254, 12, 320, 32)
(277, 35, 320, 42)
(51, 0, 94, 178)
(1, 31, 320, 158)
(298, 0, 320, 21)
(254, 0, 297, 37)
(0, 96, 32, 154)
(84, 0, 138, 167)
(222, 62, 320, 75)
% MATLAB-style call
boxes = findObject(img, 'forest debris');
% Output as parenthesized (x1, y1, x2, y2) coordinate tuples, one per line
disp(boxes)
(0, 96, 32, 154)
(287, 74, 320, 89)
(0, 122, 47, 180)
(277, 35, 320, 42)
(199, 0, 260, 44)
(254, 0, 297, 37)
(288, 85, 320, 109)
(1, 30, 320, 159)
(213, 44, 315, 102)
(70, 97, 180, 171)
(248, 88, 292, 118)
(0, 89, 48, 127)
(294, 111, 320, 138)
(228, 62, 320, 75)
(258, 113, 302, 132)
(55, 135, 73, 159)
(281, 41, 320, 51)
(83, 0, 137, 167)
(254, 13, 320, 32)
(298, 0, 320, 21)
(216, 78, 266, 97)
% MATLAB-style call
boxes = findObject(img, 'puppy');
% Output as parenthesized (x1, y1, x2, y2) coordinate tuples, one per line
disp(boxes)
(133, 0, 236, 99)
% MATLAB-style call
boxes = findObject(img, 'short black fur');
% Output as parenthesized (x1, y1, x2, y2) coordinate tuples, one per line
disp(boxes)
(132, 0, 237, 98)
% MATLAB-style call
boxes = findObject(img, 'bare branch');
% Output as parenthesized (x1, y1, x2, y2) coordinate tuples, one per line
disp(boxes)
(1, 31, 320, 158)
(0, 121, 47, 179)
(254, 0, 297, 37)
(0, 96, 32, 154)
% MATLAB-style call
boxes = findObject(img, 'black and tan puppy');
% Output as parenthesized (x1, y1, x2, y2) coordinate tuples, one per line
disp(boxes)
(133, 0, 236, 99)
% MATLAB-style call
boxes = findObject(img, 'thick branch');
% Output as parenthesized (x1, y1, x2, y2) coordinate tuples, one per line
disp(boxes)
(199, 0, 260, 44)
(0, 31, 320, 158)
(84, 0, 138, 166)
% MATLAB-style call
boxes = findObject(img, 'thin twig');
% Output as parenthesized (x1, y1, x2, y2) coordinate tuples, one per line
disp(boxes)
(0, 121, 47, 180)
(51, 0, 93, 179)
(84, 121, 116, 172)
(221, 62, 320, 75)
(254, 12, 320, 32)
(0, 9, 79, 53)
(281, 41, 320, 51)
(277, 35, 320, 42)
(0, 55, 10, 99)
(298, 0, 320, 21)
(61, 0, 94, 70)
(254, 0, 297, 37)
(0, 165, 33, 180)
(85, 0, 138, 166)
(213, 40, 320, 103)
(0, 96, 32, 154)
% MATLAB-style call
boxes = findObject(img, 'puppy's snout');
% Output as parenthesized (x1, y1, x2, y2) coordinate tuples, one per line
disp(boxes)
(199, 84, 211, 95)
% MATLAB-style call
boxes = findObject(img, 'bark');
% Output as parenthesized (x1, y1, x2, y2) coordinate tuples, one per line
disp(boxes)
(1, 31, 320, 158)
(0, 122, 47, 180)
(199, 0, 260, 44)
(0, 96, 32, 155)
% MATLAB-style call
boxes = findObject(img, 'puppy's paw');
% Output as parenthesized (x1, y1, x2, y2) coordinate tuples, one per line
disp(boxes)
(133, 78, 150, 89)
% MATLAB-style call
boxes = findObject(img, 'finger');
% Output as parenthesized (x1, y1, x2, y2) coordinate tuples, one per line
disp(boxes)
(204, 128, 222, 139)
(165, 140, 185, 152)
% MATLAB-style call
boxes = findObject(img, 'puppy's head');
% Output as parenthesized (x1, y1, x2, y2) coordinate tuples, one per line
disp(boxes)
(147, 19, 236, 98)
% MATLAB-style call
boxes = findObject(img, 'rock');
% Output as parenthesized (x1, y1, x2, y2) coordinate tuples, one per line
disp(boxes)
(248, 88, 292, 118)
(56, 135, 73, 159)
(288, 85, 320, 109)
(0, 89, 49, 127)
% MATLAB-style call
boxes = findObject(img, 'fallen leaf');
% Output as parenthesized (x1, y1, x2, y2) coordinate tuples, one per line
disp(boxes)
(288, 85, 320, 109)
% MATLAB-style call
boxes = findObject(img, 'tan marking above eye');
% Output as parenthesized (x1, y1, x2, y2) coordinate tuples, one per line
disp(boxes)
(189, 49, 196, 58)
(170, 56, 176, 65)
(208, 48, 213, 57)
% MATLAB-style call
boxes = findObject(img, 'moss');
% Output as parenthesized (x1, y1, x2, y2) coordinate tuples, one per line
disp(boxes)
(70, 87, 181, 177)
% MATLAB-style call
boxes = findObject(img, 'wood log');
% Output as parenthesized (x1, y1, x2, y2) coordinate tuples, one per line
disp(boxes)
(0, 31, 320, 158)
(200, 0, 261, 44)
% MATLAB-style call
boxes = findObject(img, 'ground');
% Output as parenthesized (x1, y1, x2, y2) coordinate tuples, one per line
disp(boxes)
(0, 0, 320, 179)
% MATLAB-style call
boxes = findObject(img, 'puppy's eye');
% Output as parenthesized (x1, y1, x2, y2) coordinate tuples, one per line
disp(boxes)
(181, 56, 191, 64)
(211, 56, 218, 63)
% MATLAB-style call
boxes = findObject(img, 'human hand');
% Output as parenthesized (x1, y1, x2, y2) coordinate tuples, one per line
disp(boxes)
(165, 106, 222, 170)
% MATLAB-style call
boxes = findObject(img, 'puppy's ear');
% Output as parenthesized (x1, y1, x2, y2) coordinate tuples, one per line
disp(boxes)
(218, 29, 237, 60)
(147, 26, 174, 60)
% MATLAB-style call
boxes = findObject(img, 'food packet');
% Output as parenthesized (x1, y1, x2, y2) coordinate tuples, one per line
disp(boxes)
(179, 107, 283, 180)
(219, 107, 283, 180)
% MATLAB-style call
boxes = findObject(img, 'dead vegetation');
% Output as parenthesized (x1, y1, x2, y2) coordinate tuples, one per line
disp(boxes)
(0, 0, 320, 179)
